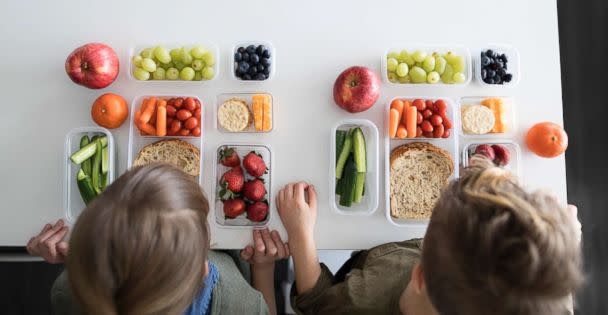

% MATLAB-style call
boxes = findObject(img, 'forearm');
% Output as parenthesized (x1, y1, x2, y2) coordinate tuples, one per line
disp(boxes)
(251, 264, 277, 315)
(290, 235, 321, 294)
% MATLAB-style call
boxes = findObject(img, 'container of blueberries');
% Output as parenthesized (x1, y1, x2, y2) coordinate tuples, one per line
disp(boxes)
(475, 44, 520, 86)
(231, 41, 275, 81)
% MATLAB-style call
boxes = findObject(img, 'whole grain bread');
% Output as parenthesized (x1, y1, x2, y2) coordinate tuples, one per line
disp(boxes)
(390, 142, 454, 219)
(133, 139, 200, 177)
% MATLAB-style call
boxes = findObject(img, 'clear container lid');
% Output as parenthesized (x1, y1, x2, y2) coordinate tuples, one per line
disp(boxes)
(215, 92, 273, 133)
(330, 119, 379, 216)
(475, 44, 520, 87)
(230, 41, 276, 82)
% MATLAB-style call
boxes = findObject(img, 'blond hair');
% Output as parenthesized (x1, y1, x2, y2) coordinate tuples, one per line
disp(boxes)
(67, 164, 210, 315)
(422, 156, 583, 315)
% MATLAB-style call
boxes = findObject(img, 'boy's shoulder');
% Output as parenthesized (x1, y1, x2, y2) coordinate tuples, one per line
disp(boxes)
(365, 239, 423, 260)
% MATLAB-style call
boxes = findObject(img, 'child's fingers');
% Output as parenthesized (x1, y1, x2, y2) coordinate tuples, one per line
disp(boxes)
(285, 183, 295, 199)
(44, 227, 68, 249)
(253, 230, 265, 252)
(307, 185, 318, 208)
(278, 188, 285, 204)
(270, 230, 285, 258)
(284, 243, 290, 257)
(57, 241, 69, 257)
(240, 246, 254, 261)
(38, 220, 65, 244)
(261, 229, 277, 256)
(294, 182, 307, 202)
(37, 223, 52, 237)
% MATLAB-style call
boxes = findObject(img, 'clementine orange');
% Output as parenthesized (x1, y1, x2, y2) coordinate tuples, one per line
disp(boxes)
(91, 93, 128, 129)
(526, 122, 568, 158)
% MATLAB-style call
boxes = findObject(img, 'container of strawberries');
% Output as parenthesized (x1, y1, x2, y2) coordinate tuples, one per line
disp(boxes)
(213, 144, 272, 227)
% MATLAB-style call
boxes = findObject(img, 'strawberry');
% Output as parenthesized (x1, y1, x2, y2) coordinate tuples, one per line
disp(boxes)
(474, 144, 496, 161)
(491, 144, 510, 167)
(223, 198, 246, 218)
(247, 201, 269, 222)
(243, 151, 267, 177)
(219, 167, 244, 199)
(243, 179, 266, 201)
(218, 147, 240, 167)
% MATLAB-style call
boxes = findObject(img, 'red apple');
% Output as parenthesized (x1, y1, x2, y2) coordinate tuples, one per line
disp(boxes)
(333, 66, 380, 113)
(65, 43, 119, 89)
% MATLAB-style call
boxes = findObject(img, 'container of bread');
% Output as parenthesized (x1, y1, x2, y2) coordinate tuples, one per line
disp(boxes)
(458, 97, 516, 139)
(127, 95, 203, 184)
(215, 93, 273, 133)
(384, 97, 459, 227)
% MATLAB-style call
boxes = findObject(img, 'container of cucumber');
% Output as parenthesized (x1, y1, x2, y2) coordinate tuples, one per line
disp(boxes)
(330, 119, 379, 216)
(64, 127, 115, 223)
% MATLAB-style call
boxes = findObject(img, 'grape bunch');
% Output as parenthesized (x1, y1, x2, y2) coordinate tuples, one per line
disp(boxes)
(386, 49, 466, 84)
(132, 45, 215, 81)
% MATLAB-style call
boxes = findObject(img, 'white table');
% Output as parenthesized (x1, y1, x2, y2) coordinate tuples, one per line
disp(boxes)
(0, 0, 566, 249)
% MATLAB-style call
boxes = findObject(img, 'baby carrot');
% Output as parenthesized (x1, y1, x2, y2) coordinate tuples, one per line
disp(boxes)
(401, 100, 411, 125)
(405, 105, 417, 138)
(139, 97, 157, 124)
(156, 99, 167, 137)
(396, 124, 408, 139)
(389, 108, 400, 138)
(390, 99, 405, 122)
(139, 122, 156, 135)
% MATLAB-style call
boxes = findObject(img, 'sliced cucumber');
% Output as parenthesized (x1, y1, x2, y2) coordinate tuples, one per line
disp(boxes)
(352, 127, 366, 173)
(77, 169, 96, 205)
(79, 136, 91, 175)
(70, 136, 107, 165)
(101, 146, 109, 174)
(353, 172, 366, 203)
(339, 156, 357, 207)
(91, 140, 103, 194)
(335, 130, 347, 163)
(336, 130, 353, 179)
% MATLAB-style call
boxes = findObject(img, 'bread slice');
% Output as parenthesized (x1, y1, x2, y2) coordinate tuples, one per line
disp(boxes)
(133, 139, 200, 177)
(218, 98, 251, 132)
(390, 142, 453, 219)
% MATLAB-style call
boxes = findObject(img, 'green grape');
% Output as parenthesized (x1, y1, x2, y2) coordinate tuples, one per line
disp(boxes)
(396, 63, 409, 77)
(180, 48, 193, 65)
(398, 75, 411, 84)
(434, 56, 447, 74)
(152, 67, 166, 80)
(441, 64, 454, 83)
(422, 56, 435, 73)
(412, 50, 427, 63)
(193, 71, 203, 81)
(202, 51, 215, 66)
(443, 51, 457, 64)
(153, 46, 171, 64)
(202, 66, 215, 80)
(192, 59, 205, 71)
(409, 66, 427, 83)
(452, 55, 465, 72)
(161, 61, 174, 70)
(387, 58, 398, 72)
(166, 67, 179, 80)
(387, 51, 399, 60)
(399, 50, 415, 66)
(174, 61, 186, 71)
(141, 58, 156, 72)
(180, 67, 195, 80)
(133, 67, 150, 80)
(387, 72, 398, 83)
(140, 48, 153, 59)
(170, 48, 181, 62)
(427, 71, 440, 84)
(191, 45, 207, 59)
(132, 55, 143, 67)
(453, 72, 466, 83)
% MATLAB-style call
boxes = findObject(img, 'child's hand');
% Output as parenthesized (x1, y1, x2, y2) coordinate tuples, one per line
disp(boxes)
(26, 219, 69, 264)
(241, 229, 290, 267)
(276, 182, 317, 241)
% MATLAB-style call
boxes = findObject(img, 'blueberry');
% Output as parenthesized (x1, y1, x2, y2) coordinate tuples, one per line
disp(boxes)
(495, 61, 504, 70)
(243, 74, 252, 80)
(490, 63, 498, 70)
(246, 45, 256, 54)
(250, 53, 260, 65)
(242, 52, 250, 62)
(237, 47, 245, 54)
(484, 76, 493, 84)
(263, 49, 271, 58)
(248, 66, 258, 75)
(487, 69, 496, 78)
(263, 68, 270, 76)
(238, 61, 249, 72)
(234, 52, 242, 62)
(503, 73, 513, 82)
(256, 45, 265, 55)
(493, 75, 502, 83)
(481, 56, 491, 66)
(485, 49, 494, 57)
(235, 67, 244, 77)
(256, 64, 265, 72)
(500, 54, 508, 63)
(254, 73, 266, 80)
(261, 57, 270, 67)
(481, 68, 487, 79)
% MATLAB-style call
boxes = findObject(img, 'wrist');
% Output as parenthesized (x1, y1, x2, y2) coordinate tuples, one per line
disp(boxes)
(252, 261, 275, 272)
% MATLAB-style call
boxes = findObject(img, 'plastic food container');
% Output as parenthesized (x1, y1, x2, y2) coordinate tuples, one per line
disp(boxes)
(387, 96, 457, 141)
(329, 119, 379, 216)
(215, 93, 273, 133)
(230, 41, 276, 82)
(475, 44, 520, 87)
(461, 141, 522, 178)
(63, 127, 115, 223)
(459, 96, 516, 139)
(213, 144, 272, 228)
(382, 45, 472, 86)
(127, 95, 204, 184)
(384, 97, 459, 227)
(128, 43, 219, 82)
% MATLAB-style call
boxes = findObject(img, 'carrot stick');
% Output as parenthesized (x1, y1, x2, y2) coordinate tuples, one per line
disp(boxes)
(252, 95, 263, 131)
(139, 97, 157, 124)
(262, 95, 272, 131)
(405, 105, 417, 138)
(139, 123, 156, 135)
(390, 99, 405, 122)
(389, 108, 400, 138)
(401, 100, 411, 125)
(156, 100, 167, 137)
(396, 124, 408, 139)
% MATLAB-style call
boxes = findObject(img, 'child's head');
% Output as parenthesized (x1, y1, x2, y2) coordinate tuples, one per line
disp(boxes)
(401, 156, 583, 315)
(67, 164, 210, 315)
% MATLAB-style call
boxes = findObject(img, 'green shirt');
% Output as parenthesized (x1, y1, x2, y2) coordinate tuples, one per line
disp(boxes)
(291, 239, 422, 315)
(51, 250, 270, 315)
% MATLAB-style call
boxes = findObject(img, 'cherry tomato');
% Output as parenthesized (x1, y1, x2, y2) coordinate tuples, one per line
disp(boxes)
(191, 127, 201, 137)
(184, 97, 196, 111)
(166, 117, 174, 128)
(194, 108, 201, 119)
(169, 120, 182, 134)
(433, 124, 445, 138)
(176, 109, 193, 121)
(179, 128, 190, 136)
(421, 120, 434, 133)
(434, 99, 447, 113)
(412, 99, 425, 111)
(442, 129, 451, 138)
(425, 100, 435, 111)
(416, 112, 423, 124)
(416, 127, 423, 137)
(422, 109, 433, 119)
(430, 115, 443, 126)
(423, 131, 434, 138)
(166, 105, 177, 118)
(194, 98, 201, 109)
(174, 98, 184, 108)
(184, 117, 198, 130)
(166, 98, 175, 107)
(442, 117, 453, 129)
